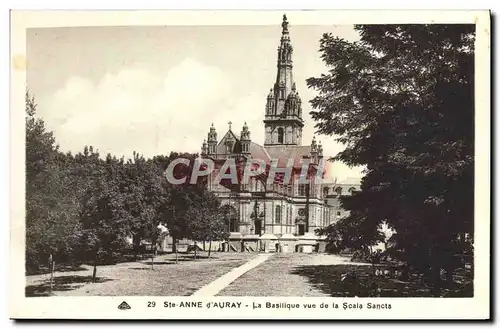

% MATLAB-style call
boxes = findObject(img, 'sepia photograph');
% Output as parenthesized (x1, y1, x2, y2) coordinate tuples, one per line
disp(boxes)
(10, 9, 490, 320)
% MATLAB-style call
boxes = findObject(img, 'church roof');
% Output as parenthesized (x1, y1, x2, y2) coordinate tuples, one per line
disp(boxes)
(247, 141, 313, 170)
(249, 142, 270, 162)
(264, 145, 311, 168)
(214, 129, 313, 169)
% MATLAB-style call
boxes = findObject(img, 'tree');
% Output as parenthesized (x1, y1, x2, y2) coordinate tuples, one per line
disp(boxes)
(120, 153, 169, 256)
(77, 148, 129, 281)
(317, 210, 385, 254)
(124, 154, 172, 266)
(25, 91, 226, 274)
(187, 190, 229, 258)
(307, 25, 474, 295)
(162, 152, 202, 261)
(25, 91, 81, 273)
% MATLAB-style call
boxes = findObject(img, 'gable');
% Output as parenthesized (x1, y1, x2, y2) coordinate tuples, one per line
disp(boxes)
(216, 130, 241, 155)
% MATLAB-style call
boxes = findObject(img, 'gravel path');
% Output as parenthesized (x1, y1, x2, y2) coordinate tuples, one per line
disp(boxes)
(192, 253, 273, 297)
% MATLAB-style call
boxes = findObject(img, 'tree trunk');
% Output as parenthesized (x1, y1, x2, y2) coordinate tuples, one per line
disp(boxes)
(430, 265, 442, 297)
(49, 260, 55, 295)
(443, 244, 455, 287)
(194, 241, 197, 261)
(430, 246, 448, 296)
(151, 235, 156, 270)
(428, 252, 443, 297)
(445, 266, 454, 286)
(92, 249, 99, 283)
(203, 241, 206, 251)
(132, 234, 141, 260)
(208, 240, 212, 258)
(173, 238, 178, 264)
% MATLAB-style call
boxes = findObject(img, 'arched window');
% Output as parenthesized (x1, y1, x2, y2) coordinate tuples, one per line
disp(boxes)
(275, 205, 282, 224)
(348, 187, 356, 194)
(278, 128, 284, 144)
(335, 186, 342, 195)
(323, 187, 329, 198)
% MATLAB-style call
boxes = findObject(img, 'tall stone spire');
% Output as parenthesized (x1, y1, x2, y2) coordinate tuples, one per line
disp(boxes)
(275, 14, 294, 107)
(263, 14, 304, 147)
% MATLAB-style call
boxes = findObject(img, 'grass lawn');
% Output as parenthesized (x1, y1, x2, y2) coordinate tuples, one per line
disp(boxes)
(218, 253, 473, 297)
(26, 252, 256, 297)
(290, 263, 473, 297)
(289, 263, 427, 297)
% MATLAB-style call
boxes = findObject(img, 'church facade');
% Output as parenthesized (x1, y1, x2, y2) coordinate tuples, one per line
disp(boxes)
(198, 15, 361, 252)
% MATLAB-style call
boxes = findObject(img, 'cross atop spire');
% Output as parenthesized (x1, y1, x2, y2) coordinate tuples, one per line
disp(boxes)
(228, 121, 232, 131)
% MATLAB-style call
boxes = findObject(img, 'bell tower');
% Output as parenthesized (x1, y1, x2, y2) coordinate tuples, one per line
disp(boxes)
(264, 14, 304, 147)
(206, 123, 218, 155)
(240, 122, 251, 155)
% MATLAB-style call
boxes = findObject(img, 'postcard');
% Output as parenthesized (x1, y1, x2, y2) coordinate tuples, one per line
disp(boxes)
(10, 9, 490, 320)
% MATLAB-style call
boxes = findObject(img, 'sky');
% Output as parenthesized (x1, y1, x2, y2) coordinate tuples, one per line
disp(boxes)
(26, 21, 364, 181)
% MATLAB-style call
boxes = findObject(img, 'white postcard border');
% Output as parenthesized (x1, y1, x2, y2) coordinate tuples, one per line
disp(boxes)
(9, 10, 491, 320)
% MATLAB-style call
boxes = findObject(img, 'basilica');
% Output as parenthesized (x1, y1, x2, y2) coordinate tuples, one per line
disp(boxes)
(197, 15, 361, 253)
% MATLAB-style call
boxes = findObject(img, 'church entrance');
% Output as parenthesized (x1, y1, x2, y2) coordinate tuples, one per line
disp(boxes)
(298, 224, 305, 236)
(255, 220, 262, 236)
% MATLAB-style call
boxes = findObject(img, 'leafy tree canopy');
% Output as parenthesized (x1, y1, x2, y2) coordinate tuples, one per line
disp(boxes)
(307, 25, 474, 288)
